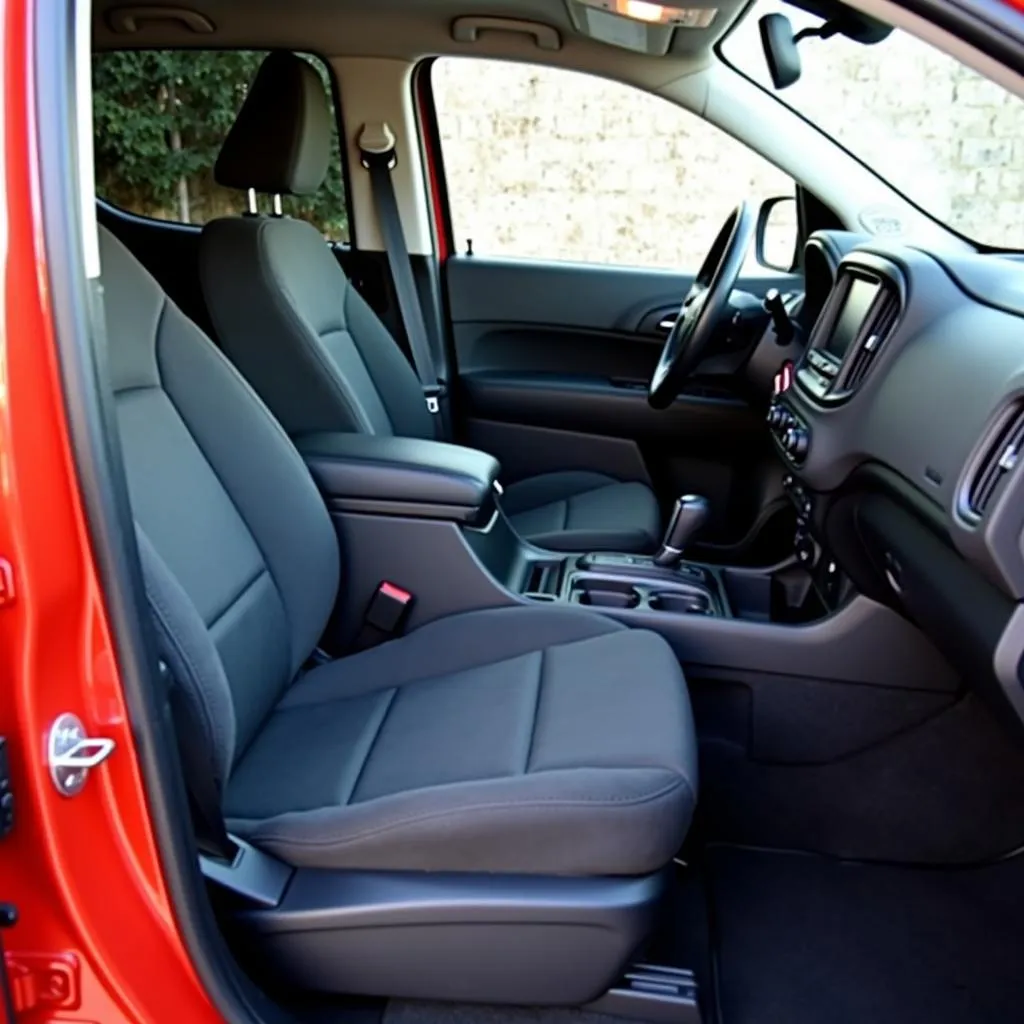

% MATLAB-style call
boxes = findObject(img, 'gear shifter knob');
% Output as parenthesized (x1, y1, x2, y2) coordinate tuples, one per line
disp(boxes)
(653, 494, 709, 567)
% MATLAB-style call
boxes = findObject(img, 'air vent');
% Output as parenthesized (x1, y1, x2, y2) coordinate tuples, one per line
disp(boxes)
(843, 288, 900, 391)
(964, 402, 1024, 518)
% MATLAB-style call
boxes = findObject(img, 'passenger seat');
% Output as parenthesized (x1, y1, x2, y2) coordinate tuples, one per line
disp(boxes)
(98, 222, 698, 999)
(199, 51, 662, 555)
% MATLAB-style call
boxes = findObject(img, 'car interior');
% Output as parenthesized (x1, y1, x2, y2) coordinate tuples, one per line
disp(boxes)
(70, 0, 1024, 1021)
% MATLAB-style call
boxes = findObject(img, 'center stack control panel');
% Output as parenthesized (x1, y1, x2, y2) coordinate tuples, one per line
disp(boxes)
(767, 400, 810, 465)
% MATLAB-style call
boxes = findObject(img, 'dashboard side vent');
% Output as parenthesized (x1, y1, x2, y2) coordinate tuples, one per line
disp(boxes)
(843, 288, 900, 391)
(965, 402, 1024, 518)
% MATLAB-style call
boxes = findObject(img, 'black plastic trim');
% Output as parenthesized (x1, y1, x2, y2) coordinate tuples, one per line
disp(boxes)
(461, 370, 755, 444)
(236, 868, 666, 1004)
(840, 462, 950, 540)
(854, 492, 1020, 732)
(201, 838, 294, 909)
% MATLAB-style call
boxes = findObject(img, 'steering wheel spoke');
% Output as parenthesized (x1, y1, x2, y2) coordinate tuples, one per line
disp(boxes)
(648, 203, 757, 410)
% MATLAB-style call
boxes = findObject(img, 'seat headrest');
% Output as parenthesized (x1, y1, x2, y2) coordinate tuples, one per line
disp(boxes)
(215, 52, 331, 197)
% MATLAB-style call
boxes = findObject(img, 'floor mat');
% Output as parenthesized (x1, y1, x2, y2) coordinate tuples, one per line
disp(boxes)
(708, 846, 1024, 1024)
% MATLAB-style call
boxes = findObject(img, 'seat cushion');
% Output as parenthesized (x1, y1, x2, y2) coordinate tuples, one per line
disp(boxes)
(502, 471, 661, 553)
(225, 605, 696, 876)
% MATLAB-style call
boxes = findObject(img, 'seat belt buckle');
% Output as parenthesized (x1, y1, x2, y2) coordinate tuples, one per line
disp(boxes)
(423, 383, 446, 414)
(358, 582, 414, 649)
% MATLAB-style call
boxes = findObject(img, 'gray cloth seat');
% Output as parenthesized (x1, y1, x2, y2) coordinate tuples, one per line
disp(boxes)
(199, 51, 660, 554)
(500, 471, 661, 553)
(226, 606, 695, 875)
(99, 222, 698, 878)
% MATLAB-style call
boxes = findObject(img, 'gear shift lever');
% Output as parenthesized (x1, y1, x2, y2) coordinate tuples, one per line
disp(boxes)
(653, 495, 710, 567)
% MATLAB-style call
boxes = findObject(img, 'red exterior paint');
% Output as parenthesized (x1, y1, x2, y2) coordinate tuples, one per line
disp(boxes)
(0, 0, 220, 1019)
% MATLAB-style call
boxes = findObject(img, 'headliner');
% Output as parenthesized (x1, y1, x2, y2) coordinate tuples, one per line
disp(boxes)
(93, 0, 754, 72)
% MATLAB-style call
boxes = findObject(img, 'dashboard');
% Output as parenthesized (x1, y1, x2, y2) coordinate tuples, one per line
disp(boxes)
(761, 232, 1024, 734)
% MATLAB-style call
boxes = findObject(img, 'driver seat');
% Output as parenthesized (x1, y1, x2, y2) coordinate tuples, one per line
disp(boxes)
(199, 52, 661, 554)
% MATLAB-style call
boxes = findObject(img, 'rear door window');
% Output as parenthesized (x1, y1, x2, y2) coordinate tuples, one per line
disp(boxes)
(92, 50, 349, 240)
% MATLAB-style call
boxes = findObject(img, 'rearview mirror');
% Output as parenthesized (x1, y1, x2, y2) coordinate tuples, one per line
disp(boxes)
(759, 14, 802, 90)
(756, 196, 798, 272)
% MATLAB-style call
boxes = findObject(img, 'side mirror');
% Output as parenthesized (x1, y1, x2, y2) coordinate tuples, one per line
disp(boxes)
(759, 13, 802, 89)
(756, 196, 798, 272)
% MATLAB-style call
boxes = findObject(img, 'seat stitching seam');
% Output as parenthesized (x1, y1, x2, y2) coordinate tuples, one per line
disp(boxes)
(342, 283, 397, 434)
(254, 219, 378, 434)
(207, 567, 270, 632)
(204, 220, 373, 434)
(155, 329, 296, 671)
(114, 383, 162, 398)
(344, 688, 398, 806)
(523, 650, 544, 775)
(242, 775, 694, 848)
(143, 575, 231, 775)
(279, 625, 625, 708)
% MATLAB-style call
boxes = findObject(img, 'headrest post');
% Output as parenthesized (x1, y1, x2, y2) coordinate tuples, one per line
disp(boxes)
(273, 194, 283, 217)
(247, 188, 258, 215)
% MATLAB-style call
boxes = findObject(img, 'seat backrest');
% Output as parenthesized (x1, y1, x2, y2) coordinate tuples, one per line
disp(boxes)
(200, 51, 433, 442)
(99, 223, 341, 787)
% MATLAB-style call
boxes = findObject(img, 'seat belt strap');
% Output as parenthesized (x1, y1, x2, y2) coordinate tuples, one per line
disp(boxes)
(358, 122, 446, 425)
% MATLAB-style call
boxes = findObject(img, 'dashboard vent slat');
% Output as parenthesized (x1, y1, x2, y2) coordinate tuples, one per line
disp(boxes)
(965, 403, 1024, 518)
(843, 289, 900, 391)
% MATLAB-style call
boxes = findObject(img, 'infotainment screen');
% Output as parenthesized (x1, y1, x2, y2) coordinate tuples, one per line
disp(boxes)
(824, 277, 881, 362)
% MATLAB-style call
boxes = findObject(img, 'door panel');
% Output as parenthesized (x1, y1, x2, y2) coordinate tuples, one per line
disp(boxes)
(446, 255, 801, 554)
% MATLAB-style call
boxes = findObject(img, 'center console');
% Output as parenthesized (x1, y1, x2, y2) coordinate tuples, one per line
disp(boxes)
(522, 552, 726, 616)
(293, 429, 952, 693)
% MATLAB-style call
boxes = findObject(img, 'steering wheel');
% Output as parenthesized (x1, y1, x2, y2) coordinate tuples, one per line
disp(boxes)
(648, 202, 757, 409)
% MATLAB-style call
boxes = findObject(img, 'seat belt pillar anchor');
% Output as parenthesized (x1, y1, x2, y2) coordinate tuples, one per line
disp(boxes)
(358, 121, 398, 170)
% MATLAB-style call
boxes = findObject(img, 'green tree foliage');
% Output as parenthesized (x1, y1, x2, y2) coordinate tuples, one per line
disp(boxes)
(93, 50, 348, 239)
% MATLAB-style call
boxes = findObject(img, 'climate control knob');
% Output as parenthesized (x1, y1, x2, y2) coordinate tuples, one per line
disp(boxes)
(784, 426, 810, 461)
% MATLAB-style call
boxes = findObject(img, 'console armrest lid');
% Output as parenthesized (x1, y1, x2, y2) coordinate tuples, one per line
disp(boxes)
(296, 433, 501, 525)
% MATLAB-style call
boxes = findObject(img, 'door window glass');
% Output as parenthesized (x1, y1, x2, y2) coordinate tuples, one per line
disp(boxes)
(432, 57, 792, 268)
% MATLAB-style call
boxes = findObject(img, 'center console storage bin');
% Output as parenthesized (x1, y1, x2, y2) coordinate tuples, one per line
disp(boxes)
(296, 432, 501, 526)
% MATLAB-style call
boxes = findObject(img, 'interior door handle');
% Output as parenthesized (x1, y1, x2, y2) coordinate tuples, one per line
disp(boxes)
(657, 316, 678, 334)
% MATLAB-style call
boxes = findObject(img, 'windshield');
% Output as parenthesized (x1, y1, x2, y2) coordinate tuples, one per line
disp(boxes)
(721, 1, 1024, 249)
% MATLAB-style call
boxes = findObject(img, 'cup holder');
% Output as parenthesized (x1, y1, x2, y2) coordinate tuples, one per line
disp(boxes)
(649, 591, 712, 615)
(573, 578, 642, 610)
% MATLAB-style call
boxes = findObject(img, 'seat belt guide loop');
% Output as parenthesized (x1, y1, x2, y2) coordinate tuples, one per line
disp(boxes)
(358, 121, 398, 170)
(424, 383, 445, 414)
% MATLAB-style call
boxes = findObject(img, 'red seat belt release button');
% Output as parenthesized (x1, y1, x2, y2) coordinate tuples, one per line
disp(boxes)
(365, 582, 414, 635)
